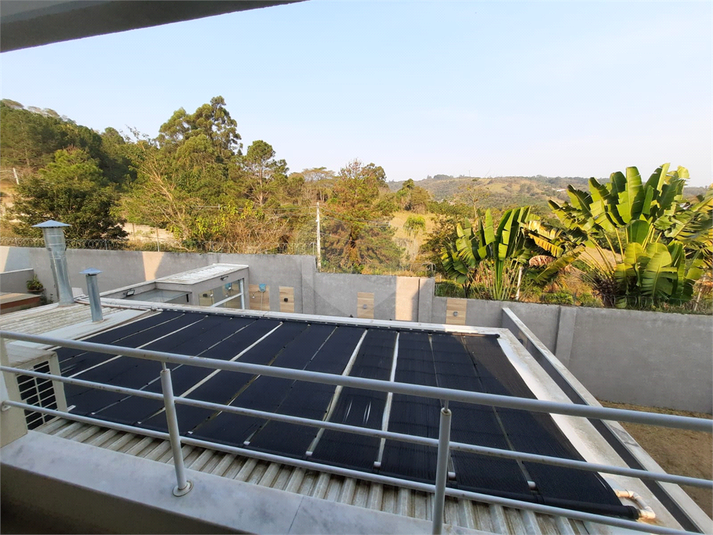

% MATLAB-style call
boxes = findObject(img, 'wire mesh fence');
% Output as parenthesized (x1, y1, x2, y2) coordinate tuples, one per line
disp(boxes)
(0, 236, 318, 256)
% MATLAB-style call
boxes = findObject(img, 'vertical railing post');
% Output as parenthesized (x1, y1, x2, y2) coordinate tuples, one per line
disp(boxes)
(432, 401, 452, 535)
(159, 363, 192, 496)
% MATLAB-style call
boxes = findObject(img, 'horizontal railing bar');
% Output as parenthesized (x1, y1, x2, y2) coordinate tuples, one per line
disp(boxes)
(0, 365, 165, 402)
(173, 394, 711, 489)
(2, 365, 710, 490)
(2, 330, 709, 433)
(3, 400, 693, 535)
(3, 400, 170, 441)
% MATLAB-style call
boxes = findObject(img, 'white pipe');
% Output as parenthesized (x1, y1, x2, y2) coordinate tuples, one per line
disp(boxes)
(375, 332, 399, 468)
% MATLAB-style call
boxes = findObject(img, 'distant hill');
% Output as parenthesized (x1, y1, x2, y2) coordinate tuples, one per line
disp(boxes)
(388, 175, 590, 211)
(388, 174, 709, 211)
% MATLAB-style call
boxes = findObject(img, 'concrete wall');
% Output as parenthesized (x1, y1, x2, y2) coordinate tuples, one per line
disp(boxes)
(435, 296, 713, 413)
(0, 268, 35, 294)
(431, 297, 562, 350)
(566, 307, 713, 413)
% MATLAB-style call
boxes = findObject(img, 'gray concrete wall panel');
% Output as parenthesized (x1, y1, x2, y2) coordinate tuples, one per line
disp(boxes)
(314, 273, 397, 320)
(567, 308, 713, 413)
(0, 268, 35, 294)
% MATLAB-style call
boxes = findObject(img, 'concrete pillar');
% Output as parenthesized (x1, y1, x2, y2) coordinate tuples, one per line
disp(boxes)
(417, 277, 435, 323)
(300, 256, 316, 314)
(554, 306, 577, 369)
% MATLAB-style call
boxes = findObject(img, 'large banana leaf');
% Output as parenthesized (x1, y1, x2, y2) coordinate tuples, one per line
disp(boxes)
(627, 219, 650, 245)
(588, 178, 616, 232)
(640, 248, 676, 298)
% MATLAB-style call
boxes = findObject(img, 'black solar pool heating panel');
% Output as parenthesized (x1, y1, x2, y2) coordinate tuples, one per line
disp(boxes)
(190, 324, 331, 445)
(62, 313, 209, 406)
(57, 311, 635, 518)
(246, 326, 363, 457)
(60, 314, 195, 378)
(379, 332, 440, 482)
(65, 314, 233, 416)
(424, 333, 533, 495)
(309, 330, 396, 470)
(459, 336, 633, 515)
(92, 316, 247, 424)
(141, 319, 306, 433)
(57, 311, 183, 365)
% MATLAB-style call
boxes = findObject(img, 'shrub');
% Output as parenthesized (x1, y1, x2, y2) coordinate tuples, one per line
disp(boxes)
(539, 291, 574, 305)
(26, 275, 44, 292)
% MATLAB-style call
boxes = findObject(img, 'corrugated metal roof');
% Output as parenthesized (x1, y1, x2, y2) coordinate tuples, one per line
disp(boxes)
(36, 416, 597, 534)
(0, 302, 136, 336)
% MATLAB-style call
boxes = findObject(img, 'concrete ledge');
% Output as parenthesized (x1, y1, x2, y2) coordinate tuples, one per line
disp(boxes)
(1, 431, 485, 534)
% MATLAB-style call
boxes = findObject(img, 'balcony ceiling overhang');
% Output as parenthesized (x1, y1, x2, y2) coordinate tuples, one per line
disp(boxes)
(0, 1, 303, 52)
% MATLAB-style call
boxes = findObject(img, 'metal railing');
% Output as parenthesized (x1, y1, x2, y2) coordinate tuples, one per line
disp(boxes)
(0, 329, 711, 535)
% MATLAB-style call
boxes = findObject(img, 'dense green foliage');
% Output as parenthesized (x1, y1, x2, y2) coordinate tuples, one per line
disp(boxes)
(321, 160, 401, 273)
(526, 164, 712, 308)
(2, 97, 710, 312)
(440, 207, 536, 300)
(9, 148, 127, 240)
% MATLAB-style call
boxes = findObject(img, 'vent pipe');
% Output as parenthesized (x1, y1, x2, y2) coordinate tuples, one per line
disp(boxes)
(32, 220, 74, 306)
(80, 268, 103, 322)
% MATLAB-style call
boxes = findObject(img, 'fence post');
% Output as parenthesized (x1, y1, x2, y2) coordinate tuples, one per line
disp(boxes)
(159, 363, 192, 496)
(432, 402, 452, 535)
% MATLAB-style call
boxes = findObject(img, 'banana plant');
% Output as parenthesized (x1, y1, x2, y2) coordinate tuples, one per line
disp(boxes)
(529, 164, 711, 307)
(614, 220, 705, 308)
(441, 207, 533, 300)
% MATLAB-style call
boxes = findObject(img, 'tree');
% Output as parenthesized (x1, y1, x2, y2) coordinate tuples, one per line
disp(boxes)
(322, 160, 401, 273)
(241, 140, 288, 209)
(528, 164, 712, 308)
(441, 207, 534, 300)
(396, 179, 432, 212)
(9, 148, 127, 240)
(455, 178, 490, 220)
(0, 102, 67, 171)
(404, 215, 426, 236)
(98, 127, 136, 187)
(157, 96, 241, 161)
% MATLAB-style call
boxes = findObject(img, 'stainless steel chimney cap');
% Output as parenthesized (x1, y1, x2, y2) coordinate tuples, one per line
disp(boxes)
(32, 220, 71, 228)
(80, 268, 102, 276)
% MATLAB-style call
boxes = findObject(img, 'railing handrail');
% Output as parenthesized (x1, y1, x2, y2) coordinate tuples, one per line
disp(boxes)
(0, 398, 700, 535)
(2, 329, 711, 535)
(1, 329, 710, 433)
(2, 363, 710, 490)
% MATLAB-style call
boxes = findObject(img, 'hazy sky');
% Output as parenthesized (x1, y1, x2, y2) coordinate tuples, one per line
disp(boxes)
(1, 1, 710, 186)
